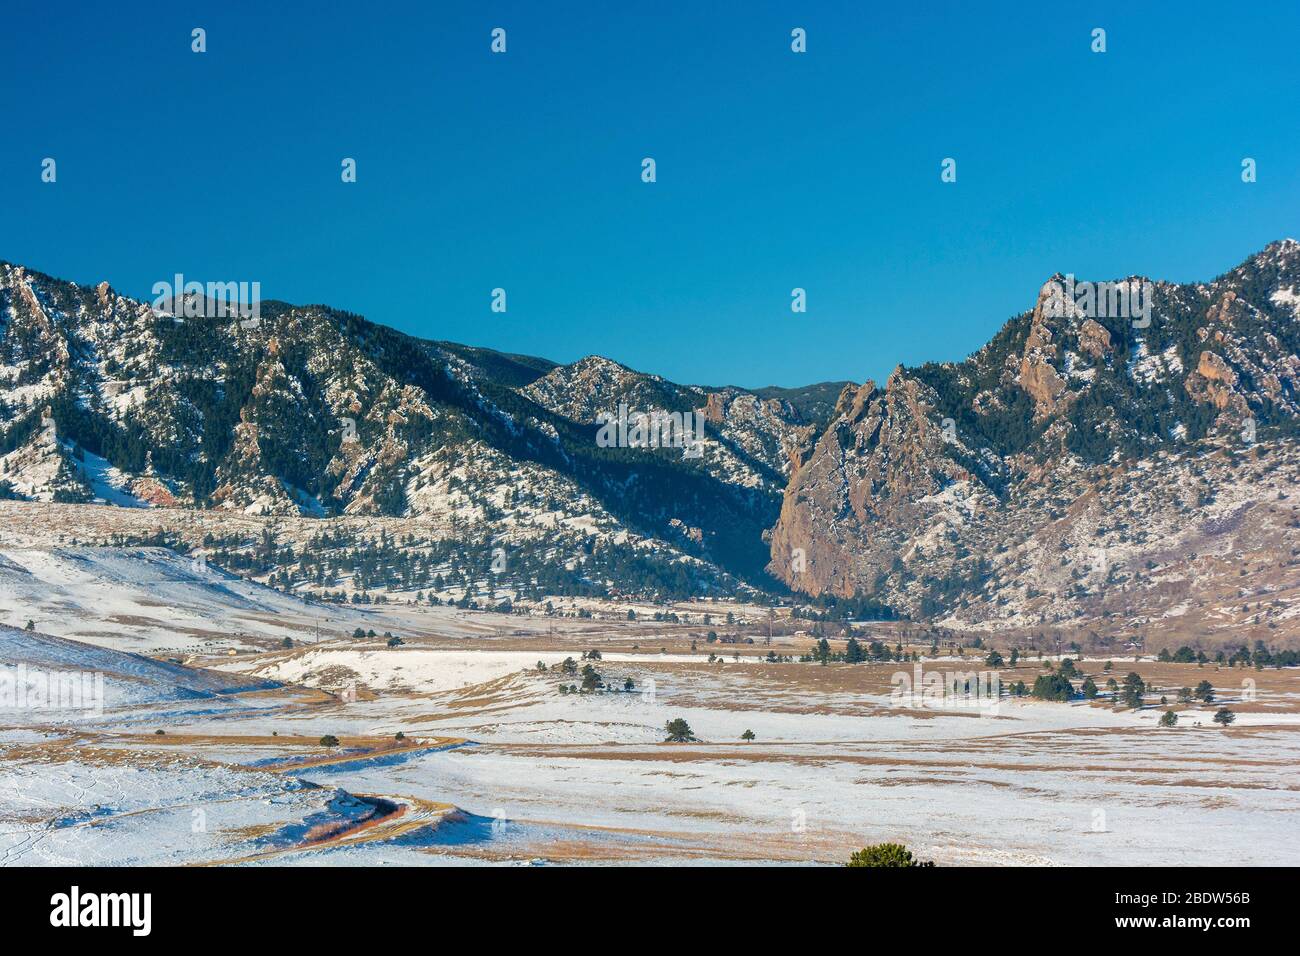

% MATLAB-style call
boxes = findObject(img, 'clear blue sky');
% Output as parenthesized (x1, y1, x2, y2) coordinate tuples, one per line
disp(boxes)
(2, 1, 1296, 389)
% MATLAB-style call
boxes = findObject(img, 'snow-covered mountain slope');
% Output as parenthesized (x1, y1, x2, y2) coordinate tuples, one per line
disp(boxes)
(0, 546, 368, 654)
(0, 622, 279, 709)
(770, 240, 1300, 643)
(4, 241, 1299, 635)
(524, 355, 822, 492)
(0, 264, 836, 594)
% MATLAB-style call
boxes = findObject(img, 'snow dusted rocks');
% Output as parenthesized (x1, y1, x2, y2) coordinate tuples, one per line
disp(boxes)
(3, 242, 1299, 622)
(769, 241, 1300, 638)
(0, 264, 832, 594)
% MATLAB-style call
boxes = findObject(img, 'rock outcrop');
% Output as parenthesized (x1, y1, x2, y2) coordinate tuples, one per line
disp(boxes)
(769, 240, 1300, 633)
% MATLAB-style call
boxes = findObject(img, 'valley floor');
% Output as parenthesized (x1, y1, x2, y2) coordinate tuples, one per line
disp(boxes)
(2, 548, 1298, 866)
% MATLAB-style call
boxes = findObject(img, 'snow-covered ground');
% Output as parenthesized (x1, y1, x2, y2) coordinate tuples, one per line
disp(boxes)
(222, 646, 761, 695)
(0, 547, 432, 654)
(3, 551, 1299, 867)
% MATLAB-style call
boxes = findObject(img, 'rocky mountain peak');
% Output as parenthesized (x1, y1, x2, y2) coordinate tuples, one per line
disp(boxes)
(768, 242, 1300, 636)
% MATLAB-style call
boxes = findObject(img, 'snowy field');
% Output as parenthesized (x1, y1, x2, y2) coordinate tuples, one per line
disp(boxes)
(2, 550, 1299, 866)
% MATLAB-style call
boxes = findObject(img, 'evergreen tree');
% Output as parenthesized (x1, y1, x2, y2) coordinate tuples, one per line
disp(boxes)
(664, 718, 696, 742)
(846, 843, 933, 867)
(1032, 673, 1074, 702)
(1121, 672, 1145, 708)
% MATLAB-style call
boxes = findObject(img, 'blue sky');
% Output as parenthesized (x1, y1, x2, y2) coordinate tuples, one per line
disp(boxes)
(1, 1, 1297, 389)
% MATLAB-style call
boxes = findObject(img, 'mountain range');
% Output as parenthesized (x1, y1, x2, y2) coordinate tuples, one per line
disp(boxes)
(3, 242, 1299, 643)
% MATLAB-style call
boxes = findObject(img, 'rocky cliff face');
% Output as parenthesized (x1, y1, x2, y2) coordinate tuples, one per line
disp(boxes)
(770, 240, 1300, 639)
(768, 369, 1003, 603)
